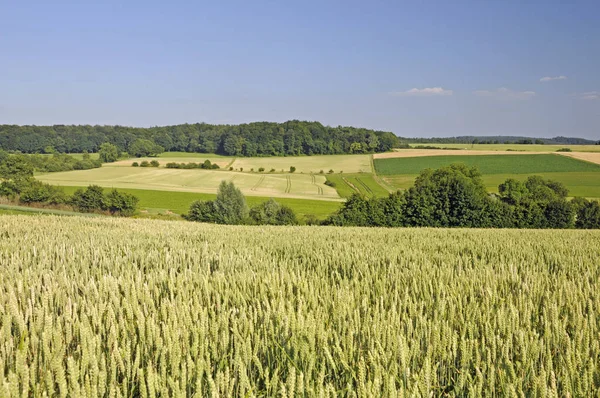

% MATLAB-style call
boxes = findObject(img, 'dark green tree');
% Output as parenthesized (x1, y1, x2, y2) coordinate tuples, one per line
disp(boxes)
(71, 185, 106, 213)
(99, 142, 120, 163)
(402, 164, 490, 227)
(104, 189, 139, 216)
(128, 139, 164, 157)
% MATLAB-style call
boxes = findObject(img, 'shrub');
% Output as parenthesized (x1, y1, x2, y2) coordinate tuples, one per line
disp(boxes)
(328, 169, 334, 174)
(319, 170, 324, 174)
(104, 189, 139, 216)
(71, 185, 106, 213)
(150, 160, 160, 167)
(556, 148, 572, 152)
(132, 162, 139, 167)
(258, 167, 265, 172)
(249, 198, 298, 225)
(290, 166, 296, 173)
(324, 180, 336, 188)
(229, 167, 234, 171)
(270, 168, 276, 172)
(186, 181, 248, 224)
(140, 161, 150, 167)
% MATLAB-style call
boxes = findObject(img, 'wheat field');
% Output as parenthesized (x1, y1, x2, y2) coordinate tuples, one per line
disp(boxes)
(1, 216, 599, 396)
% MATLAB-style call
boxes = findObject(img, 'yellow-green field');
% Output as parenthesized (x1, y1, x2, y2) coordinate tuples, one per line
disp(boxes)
(229, 154, 372, 174)
(1, 216, 599, 396)
(37, 166, 341, 201)
(409, 143, 600, 152)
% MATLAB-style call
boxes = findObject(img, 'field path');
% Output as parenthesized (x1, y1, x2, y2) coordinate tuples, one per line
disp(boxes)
(251, 175, 265, 191)
(285, 175, 291, 193)
(310, 174, 324, 195)
(342, 177, 361, 195)
(355, 177, 373, 196)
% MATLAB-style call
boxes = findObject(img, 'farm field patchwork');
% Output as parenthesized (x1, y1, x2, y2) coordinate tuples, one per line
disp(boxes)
(374, 154, 600, 175)
(37, 166, 341, 201)
(408, 143, 600, 152)
(59, 186, 342, 219)
(1, 216, 599, 395)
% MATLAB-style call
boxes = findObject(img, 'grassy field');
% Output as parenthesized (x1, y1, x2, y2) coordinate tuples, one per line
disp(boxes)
(1, 216, 599, 396)
(229, 154, 372, 174)
(59, 186, 341, 219)
(37, 166, 341, 201)
(408, 143, 600, 152)
(326, 173, 391, 198)
(374, 154, 600, 175)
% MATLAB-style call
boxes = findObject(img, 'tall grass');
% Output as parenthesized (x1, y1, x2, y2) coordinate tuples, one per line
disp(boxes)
(1, 216, 599, 396)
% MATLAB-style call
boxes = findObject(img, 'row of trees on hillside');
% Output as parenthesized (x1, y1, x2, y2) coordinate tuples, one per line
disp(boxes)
(0, 150, 101, 173)
(0, 153, 138, 216)
(326, 164, 600, 229)
(0, 121, 400, 156)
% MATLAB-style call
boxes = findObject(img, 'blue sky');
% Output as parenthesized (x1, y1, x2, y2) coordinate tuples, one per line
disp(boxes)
(1, 0, 599, 138)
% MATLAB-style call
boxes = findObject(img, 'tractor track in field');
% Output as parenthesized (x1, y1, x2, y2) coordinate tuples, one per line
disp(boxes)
(251, 175, 265, 191)
(310, 174, 323, 195)
(342, 177, 361, 195)
(355, 177, 373, 196)
(285, 175, 292, 193)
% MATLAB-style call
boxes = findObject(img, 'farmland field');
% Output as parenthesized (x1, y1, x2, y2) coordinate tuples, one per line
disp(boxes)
(374, 154, 600, 175)
(229, 154, 372, 174)
(374, 154, 600, 198)
(58, 186, 342, 219)
(37, 166, 341, 201)
(1, 216, 600, 396)
(325, 173, 390, 198)
(408, 143, 600, 152)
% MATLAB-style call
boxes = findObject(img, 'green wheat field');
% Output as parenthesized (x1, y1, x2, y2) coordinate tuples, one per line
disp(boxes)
(1, 216, 599, 396)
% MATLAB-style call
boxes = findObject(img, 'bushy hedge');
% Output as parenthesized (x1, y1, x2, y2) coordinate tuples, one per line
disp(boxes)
(325, 164, 600, 229)
(164, 160, 219, 169)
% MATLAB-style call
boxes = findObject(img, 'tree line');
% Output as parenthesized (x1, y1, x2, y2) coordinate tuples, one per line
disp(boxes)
(0, 150, 102, 174)
(0, 152, 138, 216)
(184, 166, 599, 229)
(0, 120, 400, 156)
(325, 164, 600, 229)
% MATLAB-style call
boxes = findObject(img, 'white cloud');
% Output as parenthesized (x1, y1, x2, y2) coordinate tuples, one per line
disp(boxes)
(540, 75, 567, 82)
(576, 91, 599, 101)
(390, 87, 453, 97)
(472, 87, 536, 100)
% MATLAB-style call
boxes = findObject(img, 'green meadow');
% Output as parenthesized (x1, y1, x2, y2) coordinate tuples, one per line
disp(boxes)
(374, 154, 600, 175)
(326, 173, 391, 198)
(59, 186, 342, 219)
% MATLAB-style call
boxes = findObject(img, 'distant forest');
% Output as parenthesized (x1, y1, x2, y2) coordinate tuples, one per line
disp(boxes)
(402, 135, 599, 145)
(0, 121, 400, 156)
